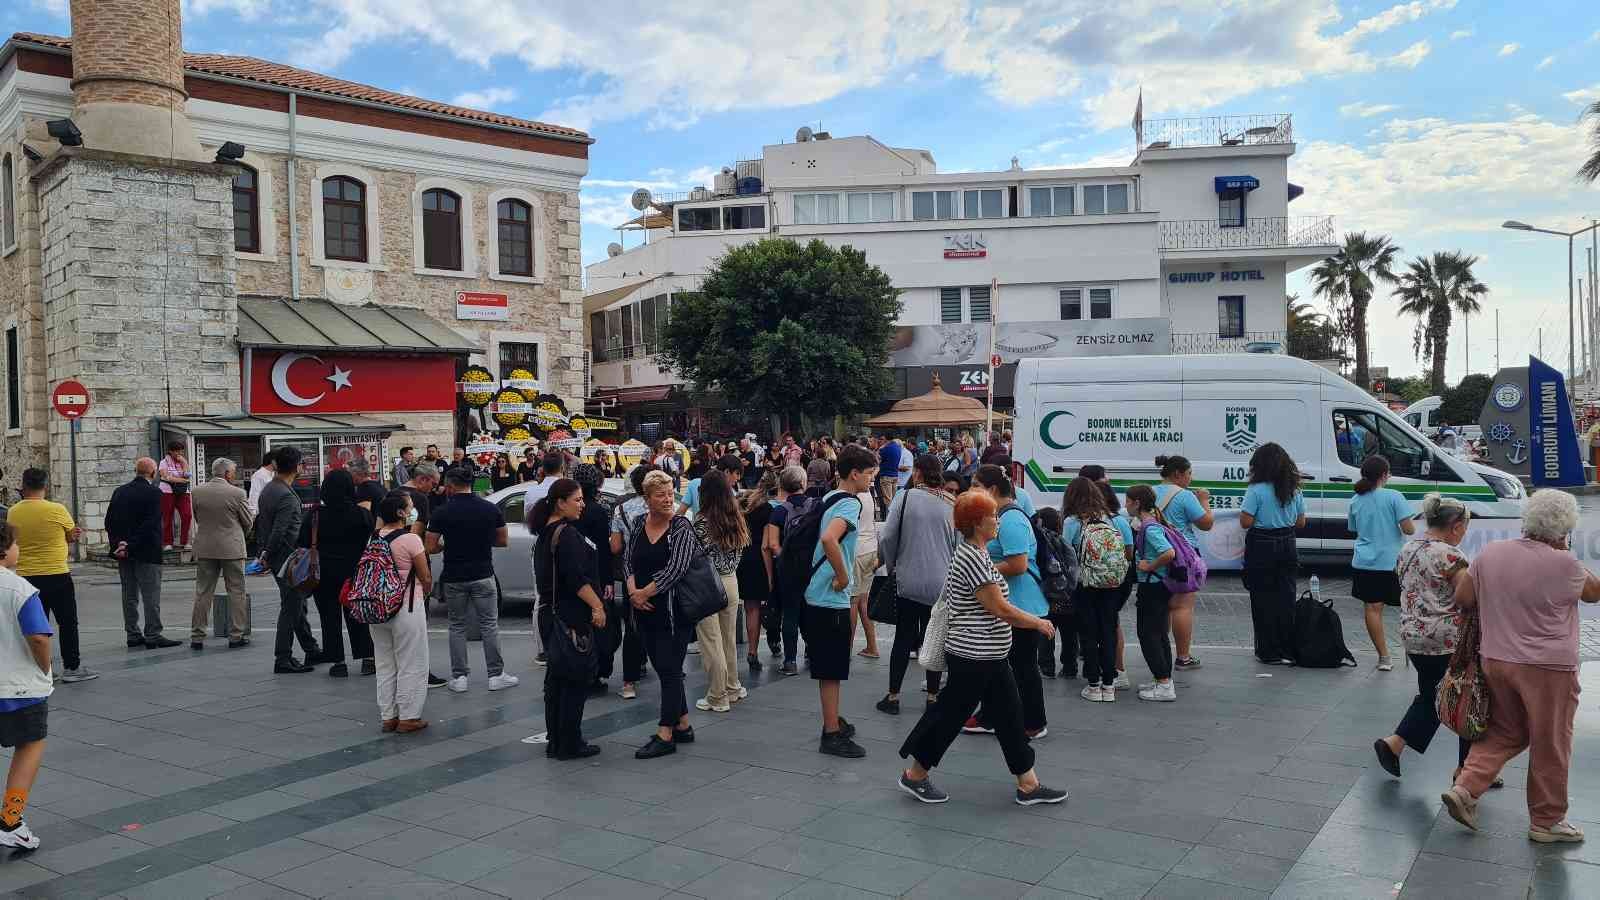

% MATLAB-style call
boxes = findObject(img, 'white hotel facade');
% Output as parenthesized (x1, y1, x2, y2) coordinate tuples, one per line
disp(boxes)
(584, 111, 1339, 432)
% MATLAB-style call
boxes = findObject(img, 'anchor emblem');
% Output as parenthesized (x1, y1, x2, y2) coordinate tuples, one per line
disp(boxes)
(1506, 440, 1529, 465)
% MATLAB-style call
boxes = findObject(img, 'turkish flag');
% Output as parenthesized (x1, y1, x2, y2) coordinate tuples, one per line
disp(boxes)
(249, 352, 458, 414)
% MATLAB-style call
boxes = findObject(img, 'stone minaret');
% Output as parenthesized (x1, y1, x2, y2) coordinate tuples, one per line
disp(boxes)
(34, 0, 240, 543)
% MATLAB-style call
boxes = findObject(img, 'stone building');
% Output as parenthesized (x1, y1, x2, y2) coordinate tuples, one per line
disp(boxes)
(0, 1, 590, 542)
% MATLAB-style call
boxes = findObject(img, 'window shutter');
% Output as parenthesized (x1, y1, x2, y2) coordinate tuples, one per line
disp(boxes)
(940, 288, 964, 323)
(968, 286, 992, 323)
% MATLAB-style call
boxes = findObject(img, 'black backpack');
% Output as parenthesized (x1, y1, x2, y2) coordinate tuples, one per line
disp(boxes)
(775, 493, 854, 603)
(997, 504, 1077, 614)
(1292, 590, 1357, 668)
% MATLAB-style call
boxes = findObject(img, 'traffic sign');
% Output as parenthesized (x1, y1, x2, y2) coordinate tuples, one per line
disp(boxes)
(51, 380, 89, 419)
(990, 354, 1002, 369)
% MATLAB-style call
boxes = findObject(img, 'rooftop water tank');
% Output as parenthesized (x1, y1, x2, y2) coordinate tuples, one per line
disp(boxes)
(735, 160, 763, 181)
(713, 171, 737, 195)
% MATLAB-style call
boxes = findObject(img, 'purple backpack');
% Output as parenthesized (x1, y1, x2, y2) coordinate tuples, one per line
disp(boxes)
(1139, 521, 1208, 594)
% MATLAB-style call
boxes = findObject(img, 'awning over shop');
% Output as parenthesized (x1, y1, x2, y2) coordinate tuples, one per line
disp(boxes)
(583, 276, 655, 317)
(1287, 182, 1304, 202)
(595, 385, 673, 404)
(158, 413, 407, 437)
(237, 296, 479, 354)
(1214, 175, 1260, 193)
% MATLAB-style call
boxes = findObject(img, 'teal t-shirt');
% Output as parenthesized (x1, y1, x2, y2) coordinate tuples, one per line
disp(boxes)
(1013, 489, 1036, 516)
(1243, 483, 1305, 529)
(806, 491, 862, 609)
(987, 506, 1047, 616)
(1348, 487, 1412, 572)
(681, 478, 701, 514)
(1153, 484, 1206, 547)
(1135, 519, 1174, 583)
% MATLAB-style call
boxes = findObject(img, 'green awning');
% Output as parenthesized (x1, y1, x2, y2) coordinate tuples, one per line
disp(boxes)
(158, 413, 405, 437)
(237, 296, 479, 354)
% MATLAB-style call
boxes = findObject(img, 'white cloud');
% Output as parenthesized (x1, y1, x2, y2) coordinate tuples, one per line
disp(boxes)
(1538, 55, 1556, 70)
(1339, 102, 1399, 118)
(1498, 42, 1520, 57)
(286, 0, 1464, 132)
(1450, 28, 1472, 40)
(1564, 85, 1600, 105)
(579, 165, 725, 231)
(449, 87, 518, 110)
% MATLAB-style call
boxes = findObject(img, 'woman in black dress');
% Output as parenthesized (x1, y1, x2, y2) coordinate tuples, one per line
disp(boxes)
(532, 478, 608, 759)
(490, 453, 518, 492)
(312, 469, 375, 677)
(737, 471, 778, 673)
(626, 470, 699, 759)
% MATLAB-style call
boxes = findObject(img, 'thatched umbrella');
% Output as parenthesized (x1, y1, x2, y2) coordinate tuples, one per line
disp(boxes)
(864, 373, 1012, 429)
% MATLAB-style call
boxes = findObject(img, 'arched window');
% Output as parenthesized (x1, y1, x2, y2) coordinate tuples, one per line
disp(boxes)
(497, 198, 532, 276)
(421, 188, 462, 270)
(1, 154, 14, 250)
(322, 175, 367, 262)
(232, 164, 259, 253)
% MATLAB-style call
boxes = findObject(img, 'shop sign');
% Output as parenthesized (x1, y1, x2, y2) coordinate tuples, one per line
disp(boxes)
(249, 352, 457, 415)
(456, 291, 510, 321)
(889, 318, 1170, 367)
(942, 233, 987, 259)
(1167, 270, 1264, 284)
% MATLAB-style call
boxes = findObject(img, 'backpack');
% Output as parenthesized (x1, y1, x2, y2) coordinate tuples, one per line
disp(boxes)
(1074, 518, 1129, 589)
(1292, 590, 1357, 668)
(997, 504, 1077, 614)
(775, 493, 854, 603)
(1156, 489, 1209, 593)
(340, 530, 417, 625)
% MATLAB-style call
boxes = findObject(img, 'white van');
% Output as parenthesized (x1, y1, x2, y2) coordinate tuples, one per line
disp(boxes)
(1011, 355, 1524, 563)
(1401, 396, 1443, 435)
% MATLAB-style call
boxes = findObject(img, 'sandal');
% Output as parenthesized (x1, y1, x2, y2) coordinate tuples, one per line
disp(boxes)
(858, 649, 880, 659)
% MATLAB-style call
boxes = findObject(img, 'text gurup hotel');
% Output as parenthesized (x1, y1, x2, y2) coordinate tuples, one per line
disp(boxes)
(0, 0, 590, 542)
(585, 105, 1338, 433)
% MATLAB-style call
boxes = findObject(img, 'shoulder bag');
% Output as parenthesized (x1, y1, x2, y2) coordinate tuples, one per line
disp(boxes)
(545, 524, 599, 682)
(673, 546, 728, 626)
(868, 490, 911, 624)
(916, 586, 950, 673)
(286, 510, 321, 594)
(1436, 607, 1490, 741)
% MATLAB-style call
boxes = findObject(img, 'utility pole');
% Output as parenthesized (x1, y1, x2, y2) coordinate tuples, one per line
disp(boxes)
(1495, 309, 1501, 371)
(1465, 311, 1470, 377)
(1580, 278, 1588, 389)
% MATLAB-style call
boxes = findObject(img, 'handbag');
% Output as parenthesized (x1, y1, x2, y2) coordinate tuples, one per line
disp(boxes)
(673, 550, 727, 625)
(286, 510, 321, 594)
(544, 524, 598, 682)
(868, 489, 913, 625)
(917, 590, 950, 673)
(1436, 608, 1490, 741)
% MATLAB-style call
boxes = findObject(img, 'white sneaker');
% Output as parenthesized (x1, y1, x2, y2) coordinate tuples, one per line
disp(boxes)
(1099, 683, 1116, 702)
(488, 673, 520, 691)
(1138, 681, 1177, 702)
(1530, 820, 1585, 843)
(1377, 658, 1394, 672)
(687, 642, 701, 655)
(447, 676, 469, 693)
(0, 821, 39, 849)
(695, 698, 731, 713)
(1111, 671, 1131, 690)
(734, 686, 749, 701)
(619, 683, 637, 700)
(1080, 684, 1103, 702)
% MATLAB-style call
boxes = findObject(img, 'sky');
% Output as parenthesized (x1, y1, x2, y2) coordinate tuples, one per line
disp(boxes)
(10, 0, 1600, 383)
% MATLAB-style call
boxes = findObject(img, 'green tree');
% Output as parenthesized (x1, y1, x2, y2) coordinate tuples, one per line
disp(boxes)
(1439, 373, 1492, 425)
(658, 238, 901, 422)
(1311, 232, 1402, 390)
(1285, 295, 1344, 363)
(1581, 100, 1600, 182)
(1394, 251, 1489, 395)
(1382, 375, 1434, 405)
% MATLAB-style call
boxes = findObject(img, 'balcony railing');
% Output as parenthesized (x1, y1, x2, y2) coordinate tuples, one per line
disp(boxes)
(1158, 216, 1337, 252)
(591, 344, 658, 364)
(1172, 331, 1288, 355)
(1138, 114, 1292, 150)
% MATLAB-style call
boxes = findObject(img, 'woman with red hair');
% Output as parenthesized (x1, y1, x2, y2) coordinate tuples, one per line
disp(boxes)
(896, 490, 1067, 806)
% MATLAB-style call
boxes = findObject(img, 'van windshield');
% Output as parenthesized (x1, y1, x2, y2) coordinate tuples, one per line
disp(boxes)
(1332, 409, 1460, 482)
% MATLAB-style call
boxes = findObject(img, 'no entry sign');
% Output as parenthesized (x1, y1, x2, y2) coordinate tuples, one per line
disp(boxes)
(51, 380, 90, 419)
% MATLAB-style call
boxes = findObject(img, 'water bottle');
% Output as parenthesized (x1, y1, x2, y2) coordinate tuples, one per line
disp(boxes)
(1309, 574, 1321, 603)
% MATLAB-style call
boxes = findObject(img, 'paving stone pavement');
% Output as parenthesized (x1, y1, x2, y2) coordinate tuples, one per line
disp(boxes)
(1, 564, 1598, 898)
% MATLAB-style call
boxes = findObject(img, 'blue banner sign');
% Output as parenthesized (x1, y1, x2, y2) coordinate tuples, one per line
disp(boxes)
(1528, 355, 1585, 486)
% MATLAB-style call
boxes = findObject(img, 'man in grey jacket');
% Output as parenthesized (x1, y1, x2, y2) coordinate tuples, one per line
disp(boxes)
(190, 458, 255, 650)
(256, 446, 319, 673)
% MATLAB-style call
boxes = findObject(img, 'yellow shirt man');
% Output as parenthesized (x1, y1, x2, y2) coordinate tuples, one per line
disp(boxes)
(8, 499, 75, 578)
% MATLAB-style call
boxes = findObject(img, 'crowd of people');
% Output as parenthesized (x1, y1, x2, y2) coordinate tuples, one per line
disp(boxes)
(0, 424, 1595, 850)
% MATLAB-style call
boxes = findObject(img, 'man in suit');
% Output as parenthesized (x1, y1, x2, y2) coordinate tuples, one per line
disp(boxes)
(105, 458, 179, 648)
(190, 458, 254, 651)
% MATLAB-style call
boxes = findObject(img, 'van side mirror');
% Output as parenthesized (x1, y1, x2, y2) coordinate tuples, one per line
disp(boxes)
(1421, 458, 1432, 477)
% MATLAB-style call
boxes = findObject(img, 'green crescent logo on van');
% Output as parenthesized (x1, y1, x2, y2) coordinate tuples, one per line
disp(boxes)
(1040, 410, 1076, 450)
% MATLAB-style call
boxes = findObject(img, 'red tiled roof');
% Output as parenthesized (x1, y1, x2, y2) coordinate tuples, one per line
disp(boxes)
(8, 31, 590, 143)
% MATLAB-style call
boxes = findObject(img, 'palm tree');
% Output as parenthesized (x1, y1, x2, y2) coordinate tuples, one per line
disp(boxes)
(1394, 251, 1489, 394)
(1285, 295, 1343, 363)
(1581, 101, 1600, 183)
(1310, 232, 1401, 390)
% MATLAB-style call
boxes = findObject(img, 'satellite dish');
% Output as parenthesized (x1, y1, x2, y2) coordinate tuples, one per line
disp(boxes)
(629, 188, 653, 211)
(606, 242, 623, 257)
(721, 166, 734, 175)
(795, 126, 813, 143)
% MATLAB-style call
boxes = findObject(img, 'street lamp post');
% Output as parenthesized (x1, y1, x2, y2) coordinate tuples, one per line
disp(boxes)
(1503, 219, 1600, 393)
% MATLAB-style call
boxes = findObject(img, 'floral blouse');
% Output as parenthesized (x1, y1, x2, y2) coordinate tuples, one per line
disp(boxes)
(1396, 538, 1468, 656)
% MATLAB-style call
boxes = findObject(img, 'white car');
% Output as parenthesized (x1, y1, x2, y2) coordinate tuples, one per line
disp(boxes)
(473, 478, 629, 607)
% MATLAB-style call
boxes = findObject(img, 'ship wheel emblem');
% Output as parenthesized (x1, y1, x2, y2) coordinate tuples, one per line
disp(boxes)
(1486, 422, 1515, 444)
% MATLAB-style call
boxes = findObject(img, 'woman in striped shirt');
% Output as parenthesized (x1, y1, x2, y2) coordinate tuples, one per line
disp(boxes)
(896, 490, 1068, 806)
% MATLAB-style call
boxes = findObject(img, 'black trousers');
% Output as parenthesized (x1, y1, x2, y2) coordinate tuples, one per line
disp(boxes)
(272, 574, 318, 663)
(544, 666, 591, 755)
(900, 654, 1036, 775)
(781, 589, 804, 664)
(1245, 527, 1299, 663)
(1396, 653, 1471, 764)
(991, 628, 1046, 731)
(1136, 581, 1173, 680)
(888, 601, 941, 695)
(312, 575, 373, 663)
(641, 620, 689, 727)
(31, 574, 80, 671)
(1075, 586, 1122, 686)
(1038, 611, 1078, 676)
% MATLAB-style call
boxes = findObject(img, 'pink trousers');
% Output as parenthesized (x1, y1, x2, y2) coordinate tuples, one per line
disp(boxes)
(1455, 658, 1580, 827)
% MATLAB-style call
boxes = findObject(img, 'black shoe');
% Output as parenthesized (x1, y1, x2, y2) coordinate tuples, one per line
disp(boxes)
(837, 716, 857, 740)
(228, 639, 250, 649)
(190, 642, 204, 651)
(127, 636, 146, 648)
(820, 731, 866, 758)
(673, 726, 695, 744)
(145, 637, 181, 649)
(1374, 739, 1402, 777)
(274, 659, 313, 674)
(535, 652, 548, 666)
(304, 650, 329, 666)
(360, 659, 376, 676)
(427, 673, 447, 689)
(748, 654, 763, 672)
(1016, 784, 1069, 806)
(782, 661, 799, 676)
(328, 663, 349, 678)
(876, 696, 901, 715)
(636, 735, 677, 759)
(559, 743, 602, 760)
(898, 772, 949, 803)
